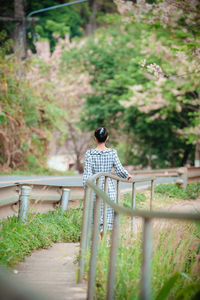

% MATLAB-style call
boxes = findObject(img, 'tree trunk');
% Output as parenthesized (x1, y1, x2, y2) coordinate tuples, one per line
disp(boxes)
(14, 0, 26, 60)
(181, 148, 190, 166)
(76, 153, 84, 173)
(86, 0, 98, 35)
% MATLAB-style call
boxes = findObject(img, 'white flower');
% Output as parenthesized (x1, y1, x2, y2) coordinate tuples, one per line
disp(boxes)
(140, 59, 146, 67)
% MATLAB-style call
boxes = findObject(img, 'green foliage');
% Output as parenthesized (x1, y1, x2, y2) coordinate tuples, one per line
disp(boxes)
(123, 192, 146, 208)
(155, 272, 181, 300)
(0, 208, 82, 266)
(27, 0, 89, 52)
(84, 222, 200, 299)
(0, 33, 68, 171)
(61, 17, 198, 167)
(155, 183, 200, 200)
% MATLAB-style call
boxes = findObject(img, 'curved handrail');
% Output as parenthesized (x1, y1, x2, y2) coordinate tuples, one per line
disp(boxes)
(87, 180, 200, 221)
(87, 172, 156, 183)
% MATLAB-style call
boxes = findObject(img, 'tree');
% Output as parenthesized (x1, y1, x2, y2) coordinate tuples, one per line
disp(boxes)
(61, 1, 199, 167)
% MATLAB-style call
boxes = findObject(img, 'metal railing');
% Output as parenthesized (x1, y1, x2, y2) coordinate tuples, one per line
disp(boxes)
(0, 184, 70, 222)
(78, 173, 200, 300)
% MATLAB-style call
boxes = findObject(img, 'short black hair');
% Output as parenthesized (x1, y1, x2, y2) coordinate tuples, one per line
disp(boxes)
(94, 127, 108, 143)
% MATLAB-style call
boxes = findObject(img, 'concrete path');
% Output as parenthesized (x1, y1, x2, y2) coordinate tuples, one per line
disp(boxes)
(16, 243, 87, 300)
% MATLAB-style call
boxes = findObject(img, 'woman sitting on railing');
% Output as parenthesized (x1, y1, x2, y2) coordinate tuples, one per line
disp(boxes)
(83, 127, 132, 235)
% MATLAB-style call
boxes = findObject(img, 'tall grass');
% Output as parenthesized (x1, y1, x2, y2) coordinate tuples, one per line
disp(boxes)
(85, 220, 200, 299)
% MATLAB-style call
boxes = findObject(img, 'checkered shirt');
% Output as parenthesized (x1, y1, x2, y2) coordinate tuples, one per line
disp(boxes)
(83, 148, 129, 230)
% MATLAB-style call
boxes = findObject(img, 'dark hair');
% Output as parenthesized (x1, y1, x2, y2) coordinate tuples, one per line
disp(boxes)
(94, 127, 108, 143)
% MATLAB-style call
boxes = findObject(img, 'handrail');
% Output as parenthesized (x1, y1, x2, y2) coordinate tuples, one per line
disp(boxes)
(78, 172, 200, 300)
(0, 184, 71, 222)
(87, 181, 200, 221)
(88, 172, 156, 183)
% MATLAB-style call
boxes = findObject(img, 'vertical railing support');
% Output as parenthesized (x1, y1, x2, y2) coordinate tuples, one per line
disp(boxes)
(78, 186, 91, 283)
(150, 180, 154, 211)
(86, 189, 94, 249)
(131, 182, 136, 232)
(87, 178, 101, 300)
(19, 185, 31, 223)
(106, 211, 120, 300)
(116, 180, 120, 204)
(61, 188, 70, 211)
(141, 217, 152, 300)
(103, 176, 109, 235)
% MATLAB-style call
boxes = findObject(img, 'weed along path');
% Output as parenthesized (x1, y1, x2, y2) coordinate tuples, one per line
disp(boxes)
(17, 243, 87, 300)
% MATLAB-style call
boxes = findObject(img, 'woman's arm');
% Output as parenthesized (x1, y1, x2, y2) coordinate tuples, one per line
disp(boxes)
(82, 151, 93, 189)
(113, 150, 131, 179)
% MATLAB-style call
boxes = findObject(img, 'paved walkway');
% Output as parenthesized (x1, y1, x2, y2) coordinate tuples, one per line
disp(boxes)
(17, 243, 87, 300)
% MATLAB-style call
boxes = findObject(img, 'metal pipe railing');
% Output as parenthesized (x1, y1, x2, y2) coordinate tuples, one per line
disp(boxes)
(78, 173, 200, 300)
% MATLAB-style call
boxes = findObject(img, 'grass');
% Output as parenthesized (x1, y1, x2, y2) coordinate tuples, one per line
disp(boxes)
(122, 182, 200, 210)
(0, 208, 82, 266)
(0, 168, 75, 176)
(84, 221, 200, 300)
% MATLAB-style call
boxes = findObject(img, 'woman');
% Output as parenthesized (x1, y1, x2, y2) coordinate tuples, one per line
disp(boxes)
(83, 127, 131, 232)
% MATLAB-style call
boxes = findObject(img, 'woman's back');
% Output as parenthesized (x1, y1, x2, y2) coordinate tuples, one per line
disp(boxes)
(83, 148, 129, 188)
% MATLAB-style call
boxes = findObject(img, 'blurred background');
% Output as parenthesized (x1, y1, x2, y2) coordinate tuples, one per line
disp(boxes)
(0, 0, 200, 175)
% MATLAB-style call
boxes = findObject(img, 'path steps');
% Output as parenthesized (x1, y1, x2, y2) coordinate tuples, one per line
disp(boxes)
(17, 243, 87, 300)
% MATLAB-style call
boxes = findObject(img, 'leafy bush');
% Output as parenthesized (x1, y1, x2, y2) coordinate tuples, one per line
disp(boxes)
(155, 183, 200, 200)
(0, 208, 82, 266)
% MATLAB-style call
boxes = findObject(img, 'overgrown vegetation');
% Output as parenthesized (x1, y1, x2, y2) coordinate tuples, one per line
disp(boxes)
(0, 208, 82, 266)
(1, 0, 200, 172)
(86, 182, 200, 298)
(85, 221, 200, 299)
(123, 182, 200, 210)
(0, 32, 68, 173)
(155, 182, 200, 200)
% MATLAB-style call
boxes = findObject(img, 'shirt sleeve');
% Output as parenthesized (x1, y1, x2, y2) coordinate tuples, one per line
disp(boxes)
(82, 151, 93, 189)
(113, 150, 129, 179)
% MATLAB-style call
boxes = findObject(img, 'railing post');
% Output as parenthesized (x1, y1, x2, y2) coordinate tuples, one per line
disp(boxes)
(78, 186, 91, 283)
(150, 180, 154, 211)
(177, 167, 188, 190)
(87, 178, 101, 300)
(86, 188, 94, 249)
(61, 188, 70, 211)
(116, 180, 120, 204)
(18, 185, 31, 223)
(141, 217, 152, 300)
(103, 176, 109, 235)
(131, 182, 136, 232)
(106, 211, 120, 300)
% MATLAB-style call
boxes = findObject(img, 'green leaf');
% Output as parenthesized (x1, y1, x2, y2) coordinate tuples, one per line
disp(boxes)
(155, 272, 181, 300)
